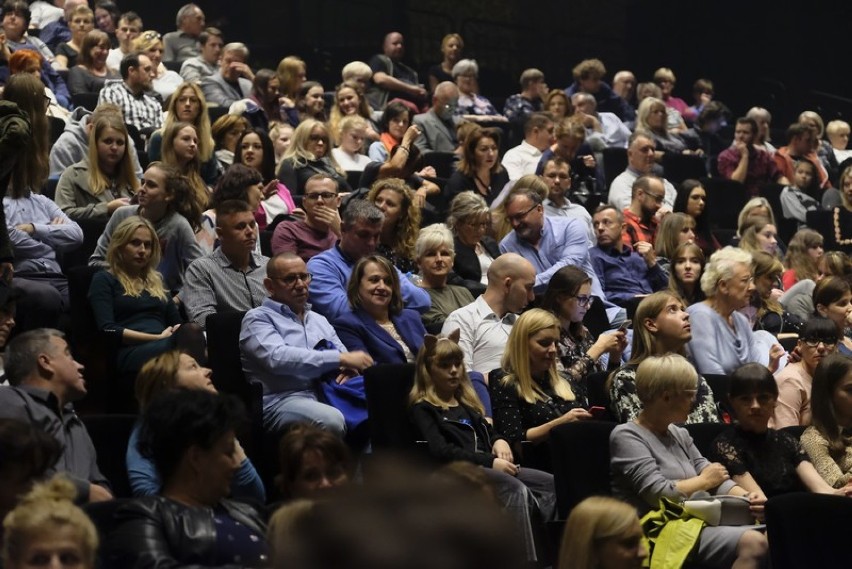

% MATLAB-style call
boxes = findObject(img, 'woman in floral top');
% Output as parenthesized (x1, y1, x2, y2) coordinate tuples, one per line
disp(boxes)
(608, 291, 720, 424)
(539, 266, 626, 406)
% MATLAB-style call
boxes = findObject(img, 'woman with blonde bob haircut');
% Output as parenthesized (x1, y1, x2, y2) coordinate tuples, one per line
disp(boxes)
(2, 477, 98, 569)
(490, 308, 591, 446)
(611, 354, 769, 569)
(557, 496, 646, 569)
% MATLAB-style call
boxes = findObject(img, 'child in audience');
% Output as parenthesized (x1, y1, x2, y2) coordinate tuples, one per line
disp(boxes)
(782, 228, 824, 289)
(780, 159, 820, 227)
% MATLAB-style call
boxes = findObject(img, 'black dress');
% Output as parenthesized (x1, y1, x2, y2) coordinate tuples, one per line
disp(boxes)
(443, 170, 510, 207)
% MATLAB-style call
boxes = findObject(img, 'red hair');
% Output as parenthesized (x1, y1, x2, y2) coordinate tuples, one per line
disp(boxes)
(8, 50, 43, 75)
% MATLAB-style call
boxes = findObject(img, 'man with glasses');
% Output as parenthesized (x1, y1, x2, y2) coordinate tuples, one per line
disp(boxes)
(589, 204, 667, 307)
(240, 252, 374, 436)
(200, 42, 253, 108)
(502, 112, 555, 181)
(540, 157, 594, 241)
(182, 200, 268, 327)
(608, 132, 677, 211)
(272, 174, 341, 262)
(622, 175, 665, 248)
(106, 11, 142, 72)
(413, 81, 460, 154)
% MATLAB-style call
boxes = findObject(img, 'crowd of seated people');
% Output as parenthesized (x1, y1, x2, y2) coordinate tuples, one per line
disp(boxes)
(5, 4, 852, 567)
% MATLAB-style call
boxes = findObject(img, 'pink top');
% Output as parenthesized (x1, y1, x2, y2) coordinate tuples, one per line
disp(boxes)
(771, 362, 813, 429)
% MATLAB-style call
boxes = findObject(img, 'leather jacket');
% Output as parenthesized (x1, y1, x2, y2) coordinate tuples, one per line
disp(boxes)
(104, 496, 268, 569)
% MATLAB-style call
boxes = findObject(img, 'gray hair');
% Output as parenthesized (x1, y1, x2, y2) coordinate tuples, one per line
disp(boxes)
(5, 329, 65, 387)
(451, 59, 479, 79)
(222, 42, 249, 60)
(342, 199, 383, 230)
(447, 191, 489, 231)
(175, 3, 200, 28)
(700, 246, 753, 298)
(415, 223, 455, 260)
(571, 92, 595, 107)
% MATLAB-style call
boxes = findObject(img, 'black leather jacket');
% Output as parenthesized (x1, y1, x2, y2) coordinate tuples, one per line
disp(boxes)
(104, 496, 268, 569)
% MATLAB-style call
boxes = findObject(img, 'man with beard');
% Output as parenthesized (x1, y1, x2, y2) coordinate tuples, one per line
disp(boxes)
(589, 204, 668, 306)
(540, 157, 594, 241)
(98, 52, 162, 131)
(622, 175, 664, 248)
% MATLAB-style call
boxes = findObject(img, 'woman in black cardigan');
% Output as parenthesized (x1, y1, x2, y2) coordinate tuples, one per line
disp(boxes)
(446, 190, 500, 296)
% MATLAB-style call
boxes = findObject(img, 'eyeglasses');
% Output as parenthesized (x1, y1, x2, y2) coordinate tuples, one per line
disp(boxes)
(308, 134, 327, 142)
(275, 273, 312, 286)
(644, 191, 666, 203)
(572, 295, 594, 307)
(506, 203, 539, 224)
(303, 192, 337, 201)
(802, 338, 838, 348)
(465, 220, 489, 229)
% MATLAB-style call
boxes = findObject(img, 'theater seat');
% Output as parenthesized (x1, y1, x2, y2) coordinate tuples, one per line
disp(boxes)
(81, 414, 137, 498)
(766, 493, 852, 569)
(549, 420, 616, 518)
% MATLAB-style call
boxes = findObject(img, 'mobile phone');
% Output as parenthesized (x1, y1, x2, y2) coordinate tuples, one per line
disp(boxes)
(617, 319, 632, 332)
(589, 406, 607, 419)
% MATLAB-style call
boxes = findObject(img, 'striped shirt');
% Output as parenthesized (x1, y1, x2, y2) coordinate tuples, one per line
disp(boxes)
(182, 247, 269, 328)
(98, 80, 163, 131)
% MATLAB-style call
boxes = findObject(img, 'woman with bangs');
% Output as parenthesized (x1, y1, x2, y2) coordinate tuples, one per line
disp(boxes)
(748, 250, 803, 336)
(148, 82, 217, 183)
(739, 216, 781, 259)
(608, 291, 719, 424)
(409, 330, 555, 563)
(67, 29, 118, 95)
(132, 30, 183, 101)
(490, 309, 592, 447)
(211, 113, 250, 171)
(668, 242, 706, 305)
(277, 119, 350, 196)
(55, 112, 137, 221)
(813, 276, 852, 356)
(366, 177, 420, 274)
(233, 130, 296, 230)
(161, 121, 210, 223)
(782, 228, 824, 290)
(446, 191, 498, 296)
(444, 127, 508, 206)
(327, 80, 379, 145)
(654, 212, 696, 274)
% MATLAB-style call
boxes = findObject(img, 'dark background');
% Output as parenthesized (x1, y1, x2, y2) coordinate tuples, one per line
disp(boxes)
(139, 0, 852, 127)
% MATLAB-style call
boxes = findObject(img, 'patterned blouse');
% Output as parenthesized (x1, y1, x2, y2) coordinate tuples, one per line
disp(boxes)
(800, 426, 852, 488)
(608, 364, 720, 424)
(555, 326, 607, 408)
(376, 243, 417, 275)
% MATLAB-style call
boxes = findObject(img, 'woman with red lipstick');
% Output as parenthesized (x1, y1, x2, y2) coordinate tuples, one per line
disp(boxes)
(55, 112, 138, 222)
(668, 242, 706, 305)
(334, 255, 425, 365)
(608, 291, 720, 424)
(540, 266, 626, 405)
(710, 362, 852, 500)
(772, 316, 838, 428)
(445, 127, 508, 206)
(233, 130, 296, 230)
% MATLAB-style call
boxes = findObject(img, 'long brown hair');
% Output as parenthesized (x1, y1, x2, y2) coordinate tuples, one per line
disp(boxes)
(86, 113, 139, 196)
(2, 74, 49, 195)
(160, 121, 209, 215)
(785, 228, 823, 282)
(811, 354, 852, 459)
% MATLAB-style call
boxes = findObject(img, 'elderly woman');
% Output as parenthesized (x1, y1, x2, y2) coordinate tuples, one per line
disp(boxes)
(452, 59, 505, 122)
(490, 309, 592, 447)
(558, 496, 647, 569)
(107, 389, 268, 568)
(636, 96, 691, 155)
(132, 30, 183, 102)
(813, 276, 852, 356)
(608, 291, 718, 423)
(610, 354, 768, 568)
(416, 223, 474, 328)
(686, 247, 784, 375)
(333, 255, 426, 365)
(446, 191, 500, 296)
(711, 363, 849, 500)
(444, 127, 508, 206)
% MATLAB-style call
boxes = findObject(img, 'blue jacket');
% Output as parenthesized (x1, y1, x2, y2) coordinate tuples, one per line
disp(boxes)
(333, 307, 426, 365)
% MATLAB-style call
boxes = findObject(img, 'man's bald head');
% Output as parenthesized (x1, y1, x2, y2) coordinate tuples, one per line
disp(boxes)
(487, 253, 534, 285)
(486, 253, 536, 314)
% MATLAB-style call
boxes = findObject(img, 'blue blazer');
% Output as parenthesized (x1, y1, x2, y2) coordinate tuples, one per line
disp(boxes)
(333, 307, 426, 365)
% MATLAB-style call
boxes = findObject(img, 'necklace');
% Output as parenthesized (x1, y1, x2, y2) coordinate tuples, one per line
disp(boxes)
(834, 207, 852, 245)
(473, 171, 491, 197)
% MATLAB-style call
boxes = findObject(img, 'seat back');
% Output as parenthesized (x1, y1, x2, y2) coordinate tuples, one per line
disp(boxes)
(703, 373, 731, 418)
(683, 422, 732, 458)
(363, 363, 417, 451)
(421, 151, 457, 179)
(760, 182, 796, 243)
(81, 414, 137, 498)
(549, 420, 616, 518)
(601, 147, 628, 190)
(701, 177, 748, 231)
(586, 370, 616, 421)
(661, 153, 707, 185)
(71, 92, 100, 112)
(766, 493, 852, 569)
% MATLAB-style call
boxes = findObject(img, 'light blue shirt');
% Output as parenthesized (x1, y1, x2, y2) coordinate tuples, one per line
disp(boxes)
(4, 193, 82, 274)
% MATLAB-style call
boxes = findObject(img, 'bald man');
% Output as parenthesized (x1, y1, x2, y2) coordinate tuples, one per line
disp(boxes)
(414, 81, 460, 154)
(442, 253, 535, 376)
(366, 31, 427, 109)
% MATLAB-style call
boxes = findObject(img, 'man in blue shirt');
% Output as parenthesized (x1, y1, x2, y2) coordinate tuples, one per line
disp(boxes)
(306, 199, 430, 320)
(588, 204, 668, 306)
(240, 253, 374, 436)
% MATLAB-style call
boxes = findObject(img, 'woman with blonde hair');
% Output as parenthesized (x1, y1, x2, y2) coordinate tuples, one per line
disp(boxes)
(2, 477, 98, 569)
(56, 112, 138, 221)
(277, 119, 350, 195)
(276, 55, 306, 119)
(736, 196, 777, 236)
(490, 308, 592, 446)
(161, 121, 211, 218)
(331, 115, 373, 172)
(126, 350, 264, 501)
(67, 29, 118, 95)
(367, 177, 421, 273)
(89, 215, 204, 378)
(132, 30, 183, 101)
(543, 89, 573, 121)
(739, 216, 780, 258)
(427, 33, 464, 92)
(608, 291, 718, 423)
(783, 228, 824, 289)
(749, 250, 802, 335)
(446, 191, 499, 296)
(327, 80, 379, 145)
(636, 96, 690, 154)
(558, 496, 646, 569)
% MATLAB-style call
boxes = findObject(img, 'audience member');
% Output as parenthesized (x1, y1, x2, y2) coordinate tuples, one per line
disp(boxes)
(536, 118, 599, 189)
(612, 70, 637, 108)
(558, 496, 647, 569)
(54, 4, 93, 70)
(747, 106, 776, 153)
(779, 158, 820, 227)
(160, 120, 210, 217)
(774, 122, 830, 190)
(565, 58, 634, 122)
(128, 349, 264, 501)
(826, 119, 852, 165)
(442, 252, 534, 375)
(6, 48, 71, 117)
(278, 119, 350, 196)
(0, 418, 62, 522)
(132, 30, 184, 102)
(636, 96, 690, 153)
(717, 116, 788, 195)
(750, 250, 802, 335)
(98, 51, 163, 132)
(501, 112, 554, 180)
(331, 115, 372, 171)
(654, 212, 696, 270)
(451, 59, 505, 123)
(365, 31, 427, 110)
(27, 0, 63, 30)
(106, 389, 269, 567)
(674, 179, 719, 257)
(306, 199, 429, 320)
(183, 200, 268, 327)
(200, 42, 254, 108)
(272, 174, 340, 261)
(327, 80, 379, 145)
(590, 204, 668, 306)
(416, 223, 474, 328)
(608, 291, 719, 423)
(162, 2, 205, 63)
(503, 68, 546, 130)
(40, 0, 83, 52)
(668, 241, 706, 305)
(368, 101, 413, 162)
(653, 67, 692, 122)
(211, 113, 248, 170)
(444, 126, 508, 206)
(275, 422, 353, 500)
(739, 216, 780, 259)
(413, 81, 460, 153)
(366, 177, 420, 273)
(610, 354, 768, 567)
(445, 191, 499, 296)
(105, 11, 141, 71)
(0, 328, 112, 503)
(233, 129, 296, 228)
(571, 91, 631, 150)
(94, 0, 119, 44)
(333, 255, 426, 365)
(620, 175, 664, 248)
(179, 26, 222, 83)
(427, 33, 463, 92)
(540, 157, 593, 239)
(782, 228, 823, 289)
(543, 88, 572, 121)
(240, 252, 373, 436)
(608, 132, 677, 211)
(813, 276, 852, 356)
(67, 29, 118, 95)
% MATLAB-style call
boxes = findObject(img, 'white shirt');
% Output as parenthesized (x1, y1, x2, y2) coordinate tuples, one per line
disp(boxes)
(29, 1, 64, 28)
(501, 140, 542, 181)
(441, 295, 516, 375)
(106, 48, 127, 73)
(332, 147, 372, 172)
(608, 168, 677, 211)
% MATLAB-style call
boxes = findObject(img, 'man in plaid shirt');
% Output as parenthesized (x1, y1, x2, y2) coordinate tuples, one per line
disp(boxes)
(98, 52, 163, 133)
